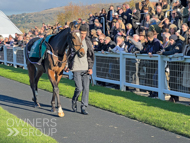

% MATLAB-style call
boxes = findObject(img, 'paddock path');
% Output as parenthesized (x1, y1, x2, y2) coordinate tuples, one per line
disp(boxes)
(0, 76, 189, 143)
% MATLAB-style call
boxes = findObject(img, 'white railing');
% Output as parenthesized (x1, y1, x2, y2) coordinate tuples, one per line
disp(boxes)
(1, 46, 190, 100)
(92, 52, 190, 100)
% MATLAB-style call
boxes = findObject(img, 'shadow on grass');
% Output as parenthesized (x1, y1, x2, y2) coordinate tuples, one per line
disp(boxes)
(1, 65, 190, 117)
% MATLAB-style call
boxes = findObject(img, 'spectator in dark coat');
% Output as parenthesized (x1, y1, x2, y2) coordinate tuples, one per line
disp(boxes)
(102, 36, 116, 51)
(88, 13, 95, 31)
(126, 23, 134, 37)
(140, 31, 163, 55)
(125, 4, 132, 24)
(94, 34, 106, 51)
(107, 5, 115, 28)
(131, 7, 141, 34)
(110, 22, 120, 40)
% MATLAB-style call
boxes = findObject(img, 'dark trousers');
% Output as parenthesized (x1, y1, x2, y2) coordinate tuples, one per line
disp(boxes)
(72, 71, 89, 109)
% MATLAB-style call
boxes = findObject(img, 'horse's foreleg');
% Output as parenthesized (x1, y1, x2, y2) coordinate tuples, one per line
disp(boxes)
(48, 70, 64, 117)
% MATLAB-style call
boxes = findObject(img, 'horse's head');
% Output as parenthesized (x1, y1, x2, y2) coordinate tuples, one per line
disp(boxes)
(68, 22, 85, 58)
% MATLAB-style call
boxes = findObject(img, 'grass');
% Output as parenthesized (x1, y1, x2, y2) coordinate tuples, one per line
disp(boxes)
(0, 64, 190, 138)
(0, 106, 57, 143)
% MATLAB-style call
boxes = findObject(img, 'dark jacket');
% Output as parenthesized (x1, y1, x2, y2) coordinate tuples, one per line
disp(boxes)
(94, 42, 105, 52)
(126, 29, 134, 37)
(131, 10, 141, 29)
(163, 39, 183, 55)
(88, 16, 95, 30)
(140, 38, 163, 54)
(125, 9, 132, 24)
(103, 41, 116, 51)
(107, 10, 114, 21)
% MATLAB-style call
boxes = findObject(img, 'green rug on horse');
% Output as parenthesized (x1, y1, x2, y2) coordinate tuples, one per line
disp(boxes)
(29, 35, 53, 58)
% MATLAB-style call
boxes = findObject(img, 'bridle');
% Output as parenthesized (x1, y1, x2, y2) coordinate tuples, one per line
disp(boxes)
(46, 30, 83, 65)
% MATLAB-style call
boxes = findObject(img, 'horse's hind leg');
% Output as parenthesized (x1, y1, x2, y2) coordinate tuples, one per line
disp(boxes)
(34, 70, 43, 98)
(27, 63, 40, 108)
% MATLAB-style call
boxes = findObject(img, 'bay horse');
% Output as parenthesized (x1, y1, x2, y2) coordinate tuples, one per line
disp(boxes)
(25, 23, 85, 117)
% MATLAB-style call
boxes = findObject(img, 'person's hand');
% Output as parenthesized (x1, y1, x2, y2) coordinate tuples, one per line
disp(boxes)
(157, 51, 163, 55)
(88, 69, 93, 75)
(101, 50, 105, 54)
(175, 32, 180, 36)
(64, 67, 69, 73)
(148, 52, 153, 58)
(126, 36, 129, 41)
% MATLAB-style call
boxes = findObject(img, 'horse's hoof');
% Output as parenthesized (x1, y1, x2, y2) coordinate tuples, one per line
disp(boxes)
(51, 108, 56, 113)
(58, 111, 64, 117)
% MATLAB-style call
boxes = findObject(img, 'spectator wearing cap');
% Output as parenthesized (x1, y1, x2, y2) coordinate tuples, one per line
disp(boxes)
(125, 4, 132, 24)
(162, 0, 170, 17)
(157, 34, 183, 102)
(77, 18, 82, 24)
(88, 13, 95, 31)
(82, 19, 90, 37)
(140, 6, 152, 22)
(143, 0, 155, 16)
(118, 17, 125, 30)
(149, 19, 162, 41)
(131, 7, 141, 34)
(140, 14, 151, 34)
(155, 5, 165, 21)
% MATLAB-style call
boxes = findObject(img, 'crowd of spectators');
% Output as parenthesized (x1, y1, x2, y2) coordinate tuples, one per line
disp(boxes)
(0, 22, 62, 49)
(1, 0, 190, 102)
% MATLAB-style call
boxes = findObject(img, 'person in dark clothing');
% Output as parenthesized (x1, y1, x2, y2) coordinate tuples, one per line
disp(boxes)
(88, 13, 95, 31)
(140, 31, 163, 55)
(94, 34, 106, 51)
(107, 5, 115, 29)
(103, 36, 116, 51)
(110, 22, 120, 41)
(125, 4, 132, 24)
(131, 7, 141, 34)
(157, 35, 183, 102)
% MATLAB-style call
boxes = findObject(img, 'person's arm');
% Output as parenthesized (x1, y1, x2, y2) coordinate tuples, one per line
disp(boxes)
(87, 40, 94, 72)
(128, 38, 142, 50)
(163, 45, 181, 55)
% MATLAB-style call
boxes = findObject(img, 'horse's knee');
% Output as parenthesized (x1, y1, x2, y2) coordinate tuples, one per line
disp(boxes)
(54, 86, 59, 94)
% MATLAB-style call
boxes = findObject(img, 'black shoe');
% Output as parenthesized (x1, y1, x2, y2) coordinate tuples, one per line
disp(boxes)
(72, 100, 77, 112)
(81, 106, 88, 115)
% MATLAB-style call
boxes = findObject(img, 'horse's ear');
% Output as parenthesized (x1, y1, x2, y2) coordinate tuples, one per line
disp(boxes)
(76, 23, 81, 30)
(69, 22, 75, 32)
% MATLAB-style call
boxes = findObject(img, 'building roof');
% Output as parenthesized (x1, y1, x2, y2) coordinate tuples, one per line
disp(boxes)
(0, 10, 22, 38)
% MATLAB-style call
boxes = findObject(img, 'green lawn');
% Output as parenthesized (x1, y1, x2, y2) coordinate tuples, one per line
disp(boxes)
(0, 64, 190, 138)
(0, 106, 57, 143)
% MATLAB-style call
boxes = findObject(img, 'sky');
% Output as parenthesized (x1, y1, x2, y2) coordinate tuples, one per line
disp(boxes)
(1, 0, 130, 16)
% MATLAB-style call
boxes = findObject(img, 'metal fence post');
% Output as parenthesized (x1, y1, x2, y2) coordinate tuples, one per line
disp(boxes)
(3, 46, 7, 65)
(13, 47, 17, 68)
(158, 55, 165, 100)
(120, 52, 126, 91)
(92, 55, 97, 85)
(23, 48, 27, 70)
